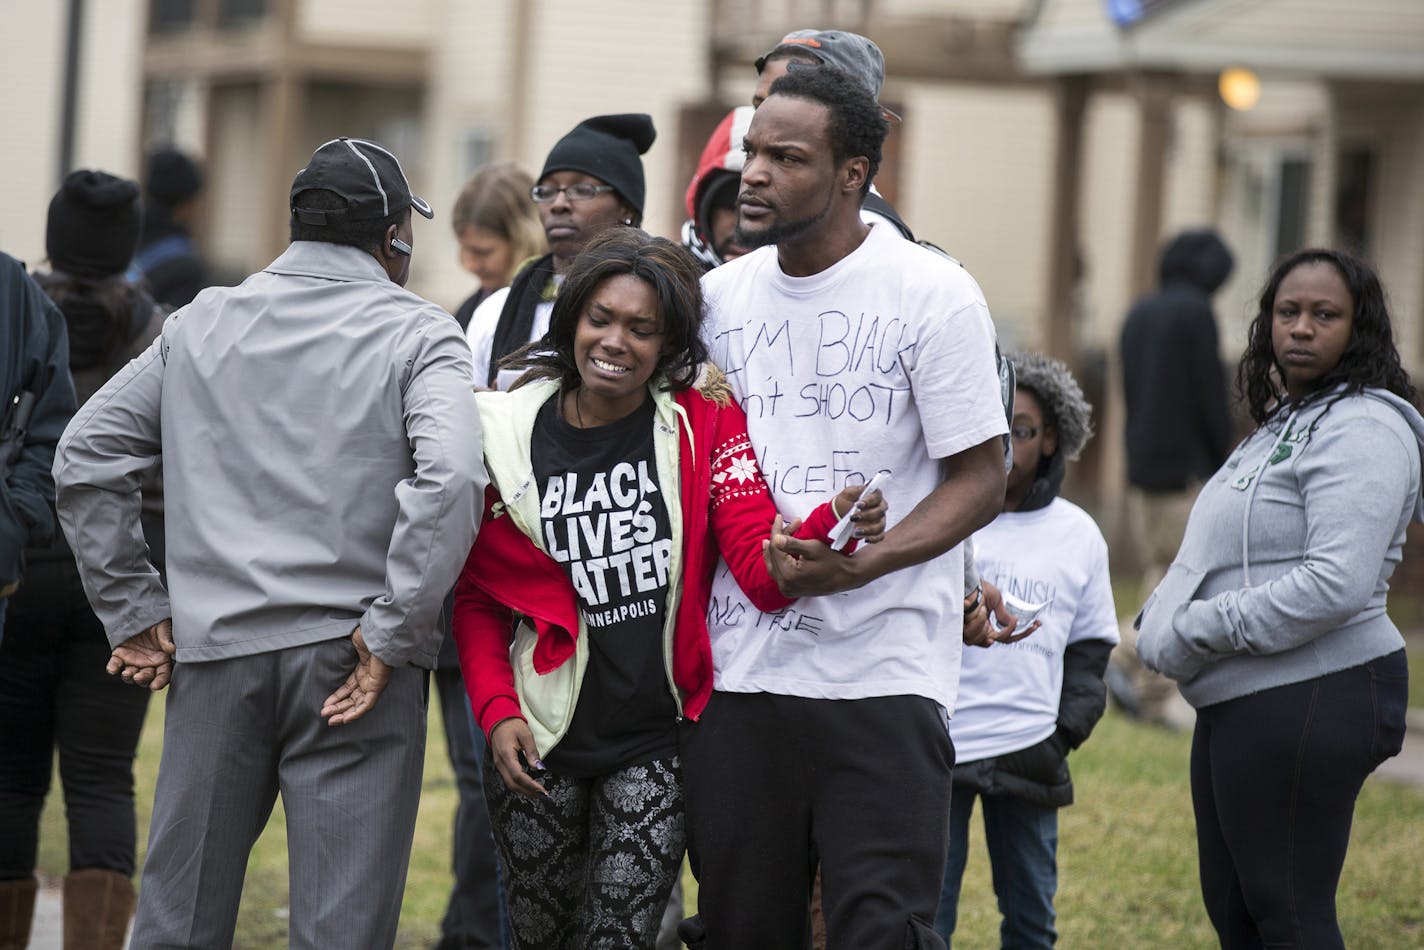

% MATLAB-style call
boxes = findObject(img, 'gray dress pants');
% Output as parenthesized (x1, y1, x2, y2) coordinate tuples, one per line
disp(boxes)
(129, 636, 427, 949)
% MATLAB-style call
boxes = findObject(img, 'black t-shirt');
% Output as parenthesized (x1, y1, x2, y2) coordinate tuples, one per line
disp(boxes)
(531, 394, 677, 776)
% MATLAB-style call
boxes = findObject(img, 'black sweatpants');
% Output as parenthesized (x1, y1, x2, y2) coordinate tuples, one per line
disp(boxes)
(1190, 650, 1408, 949)
(681, 691, 955, 950)
(0, 557, 151, 878)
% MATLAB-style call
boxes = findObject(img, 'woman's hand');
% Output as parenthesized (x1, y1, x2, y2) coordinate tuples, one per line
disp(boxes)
(490, 718, 550, 799)
(835, 483, 888, 544)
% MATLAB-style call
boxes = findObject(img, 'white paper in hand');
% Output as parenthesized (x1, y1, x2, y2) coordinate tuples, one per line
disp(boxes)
(828, 472, 890, 552)
(999, 591, 1049, 627)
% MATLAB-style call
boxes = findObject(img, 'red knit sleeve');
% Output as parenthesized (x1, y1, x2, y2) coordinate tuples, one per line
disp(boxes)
(706, 398, 850, 611)
(451, 491, 524, 739)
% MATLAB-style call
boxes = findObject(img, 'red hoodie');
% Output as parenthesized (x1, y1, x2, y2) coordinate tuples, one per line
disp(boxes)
(452, 384, 845, 741)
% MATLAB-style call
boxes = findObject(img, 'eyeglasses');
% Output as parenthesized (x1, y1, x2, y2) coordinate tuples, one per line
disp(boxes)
(530, 183, 617, 203)
(1010, 425, 1040, 442)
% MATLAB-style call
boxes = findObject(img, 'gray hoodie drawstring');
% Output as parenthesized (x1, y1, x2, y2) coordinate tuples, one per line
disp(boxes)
(1241, 409, 1297, 588)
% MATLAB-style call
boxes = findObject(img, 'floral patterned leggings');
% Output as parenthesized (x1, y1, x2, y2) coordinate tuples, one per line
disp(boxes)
(483, 752, 685, 950)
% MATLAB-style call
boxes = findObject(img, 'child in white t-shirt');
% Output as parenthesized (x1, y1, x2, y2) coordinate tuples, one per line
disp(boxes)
(934, 353, 1119, 947)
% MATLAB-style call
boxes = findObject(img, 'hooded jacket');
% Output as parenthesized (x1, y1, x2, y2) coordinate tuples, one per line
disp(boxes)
(681, 107, 753, 271)
(452, 374, 844, 756)
(0, 254, 76, 588)
(1136, 387, 1423, 708)
(1120, 230, 1235, 491)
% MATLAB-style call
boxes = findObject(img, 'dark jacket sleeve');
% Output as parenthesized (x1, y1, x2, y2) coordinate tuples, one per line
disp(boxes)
(1055, 638, 1114, 749)
(4, 262, 76, 554)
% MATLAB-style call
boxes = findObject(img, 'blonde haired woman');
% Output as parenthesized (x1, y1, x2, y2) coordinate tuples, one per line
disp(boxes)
(451, 161, 547, 330)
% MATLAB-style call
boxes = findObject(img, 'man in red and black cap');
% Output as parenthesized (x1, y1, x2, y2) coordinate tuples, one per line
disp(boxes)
(681, 106, 755, 271)
(54, 136, 486, 948)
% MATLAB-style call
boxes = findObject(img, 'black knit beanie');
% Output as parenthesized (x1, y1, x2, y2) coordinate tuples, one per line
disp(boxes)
(46, 169, 143, 279)
(540, 114, 656, 216)
(146, 146, 204, 206)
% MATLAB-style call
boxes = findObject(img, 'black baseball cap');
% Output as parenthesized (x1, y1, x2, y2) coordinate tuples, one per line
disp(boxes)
(290, 137, 434, 225)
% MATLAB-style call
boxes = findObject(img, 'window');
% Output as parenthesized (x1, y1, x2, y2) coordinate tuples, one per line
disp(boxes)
(1274, 157, 1311, 260)
(1334, 148, 1375, 258)
(148, 0, 196, 34)
(218, 0, 268, 27)
(460, 126, 496, 177)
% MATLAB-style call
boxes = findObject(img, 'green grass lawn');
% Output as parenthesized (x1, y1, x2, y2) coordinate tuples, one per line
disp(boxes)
(37, 695, 1424, 947)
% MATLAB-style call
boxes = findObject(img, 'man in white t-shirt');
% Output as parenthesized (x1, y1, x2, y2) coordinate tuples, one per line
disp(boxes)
(933, 353, 1119, 947)
(678, 65, 1007, 949)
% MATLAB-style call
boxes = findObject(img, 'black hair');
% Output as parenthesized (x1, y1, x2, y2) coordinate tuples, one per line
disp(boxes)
(500, 228, 709, 392)
(289, 189, 406, 253)
(1237, 247, 1415, 425)
(768, 66, 887, 195)
(34, 271, 147, 374)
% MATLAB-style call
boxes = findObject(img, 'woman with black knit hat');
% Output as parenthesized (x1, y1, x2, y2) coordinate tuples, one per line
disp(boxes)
(466, 113, 656, 389)
(0, 170, 166, 950)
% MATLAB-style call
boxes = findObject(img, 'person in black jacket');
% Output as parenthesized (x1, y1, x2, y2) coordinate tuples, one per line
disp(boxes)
(934, 353, 1119, 948)
(0, 249, 77, 947)
(0, 253, 75, 631)
(1118, 229, 1233, 724)
(1120, 229, 1234, 582)
(0, 171, 163, 950)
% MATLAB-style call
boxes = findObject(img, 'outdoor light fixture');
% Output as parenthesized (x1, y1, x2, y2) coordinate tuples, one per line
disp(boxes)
(1218, 67, 1261, 111)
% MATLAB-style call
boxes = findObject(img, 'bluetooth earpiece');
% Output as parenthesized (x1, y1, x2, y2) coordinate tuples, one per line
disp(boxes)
(390, 237, 413, 256)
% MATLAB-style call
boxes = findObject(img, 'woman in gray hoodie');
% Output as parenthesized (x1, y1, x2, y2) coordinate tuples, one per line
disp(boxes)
(1136, 248, 1414, 949)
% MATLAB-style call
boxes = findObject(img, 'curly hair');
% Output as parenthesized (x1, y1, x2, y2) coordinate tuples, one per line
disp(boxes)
(1237, 248, 1416, 426)
(500, 228, 709, 392)
(1008, 352, 1095, 461)
(450, 162, 546, 276)
(767, 66, 887, 195)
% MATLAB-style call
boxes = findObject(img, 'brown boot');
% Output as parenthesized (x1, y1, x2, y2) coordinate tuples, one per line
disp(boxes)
(0, 877, 37, 950)
(63, 869, 136, 950)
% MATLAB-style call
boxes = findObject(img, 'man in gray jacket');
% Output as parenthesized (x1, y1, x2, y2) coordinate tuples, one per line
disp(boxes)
(53, 137, 486, 948)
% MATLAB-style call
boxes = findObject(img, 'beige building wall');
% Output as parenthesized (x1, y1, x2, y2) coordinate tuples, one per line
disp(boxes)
(297, 0, 437, 46)
(880, 0, 1027, 14)
(206, 85, 269, 273)
(420, 0, 522, 308)
(72, 0, 146, 181)
(899, 82, 1056, 352)
(0, 0, 144, 263)
(414, 0, 709, 311)
(1160, 98, 1219, 237)
(519, 0, 708, 240)
(1076, 93, 1138, 354)
(1342, 89, 1424, 368)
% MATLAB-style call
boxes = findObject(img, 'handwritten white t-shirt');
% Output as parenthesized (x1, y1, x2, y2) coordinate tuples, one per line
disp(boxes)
(700, 222, 1008, 712)
(464, 286, 554, 390)
(950, 497, 1120, 762)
